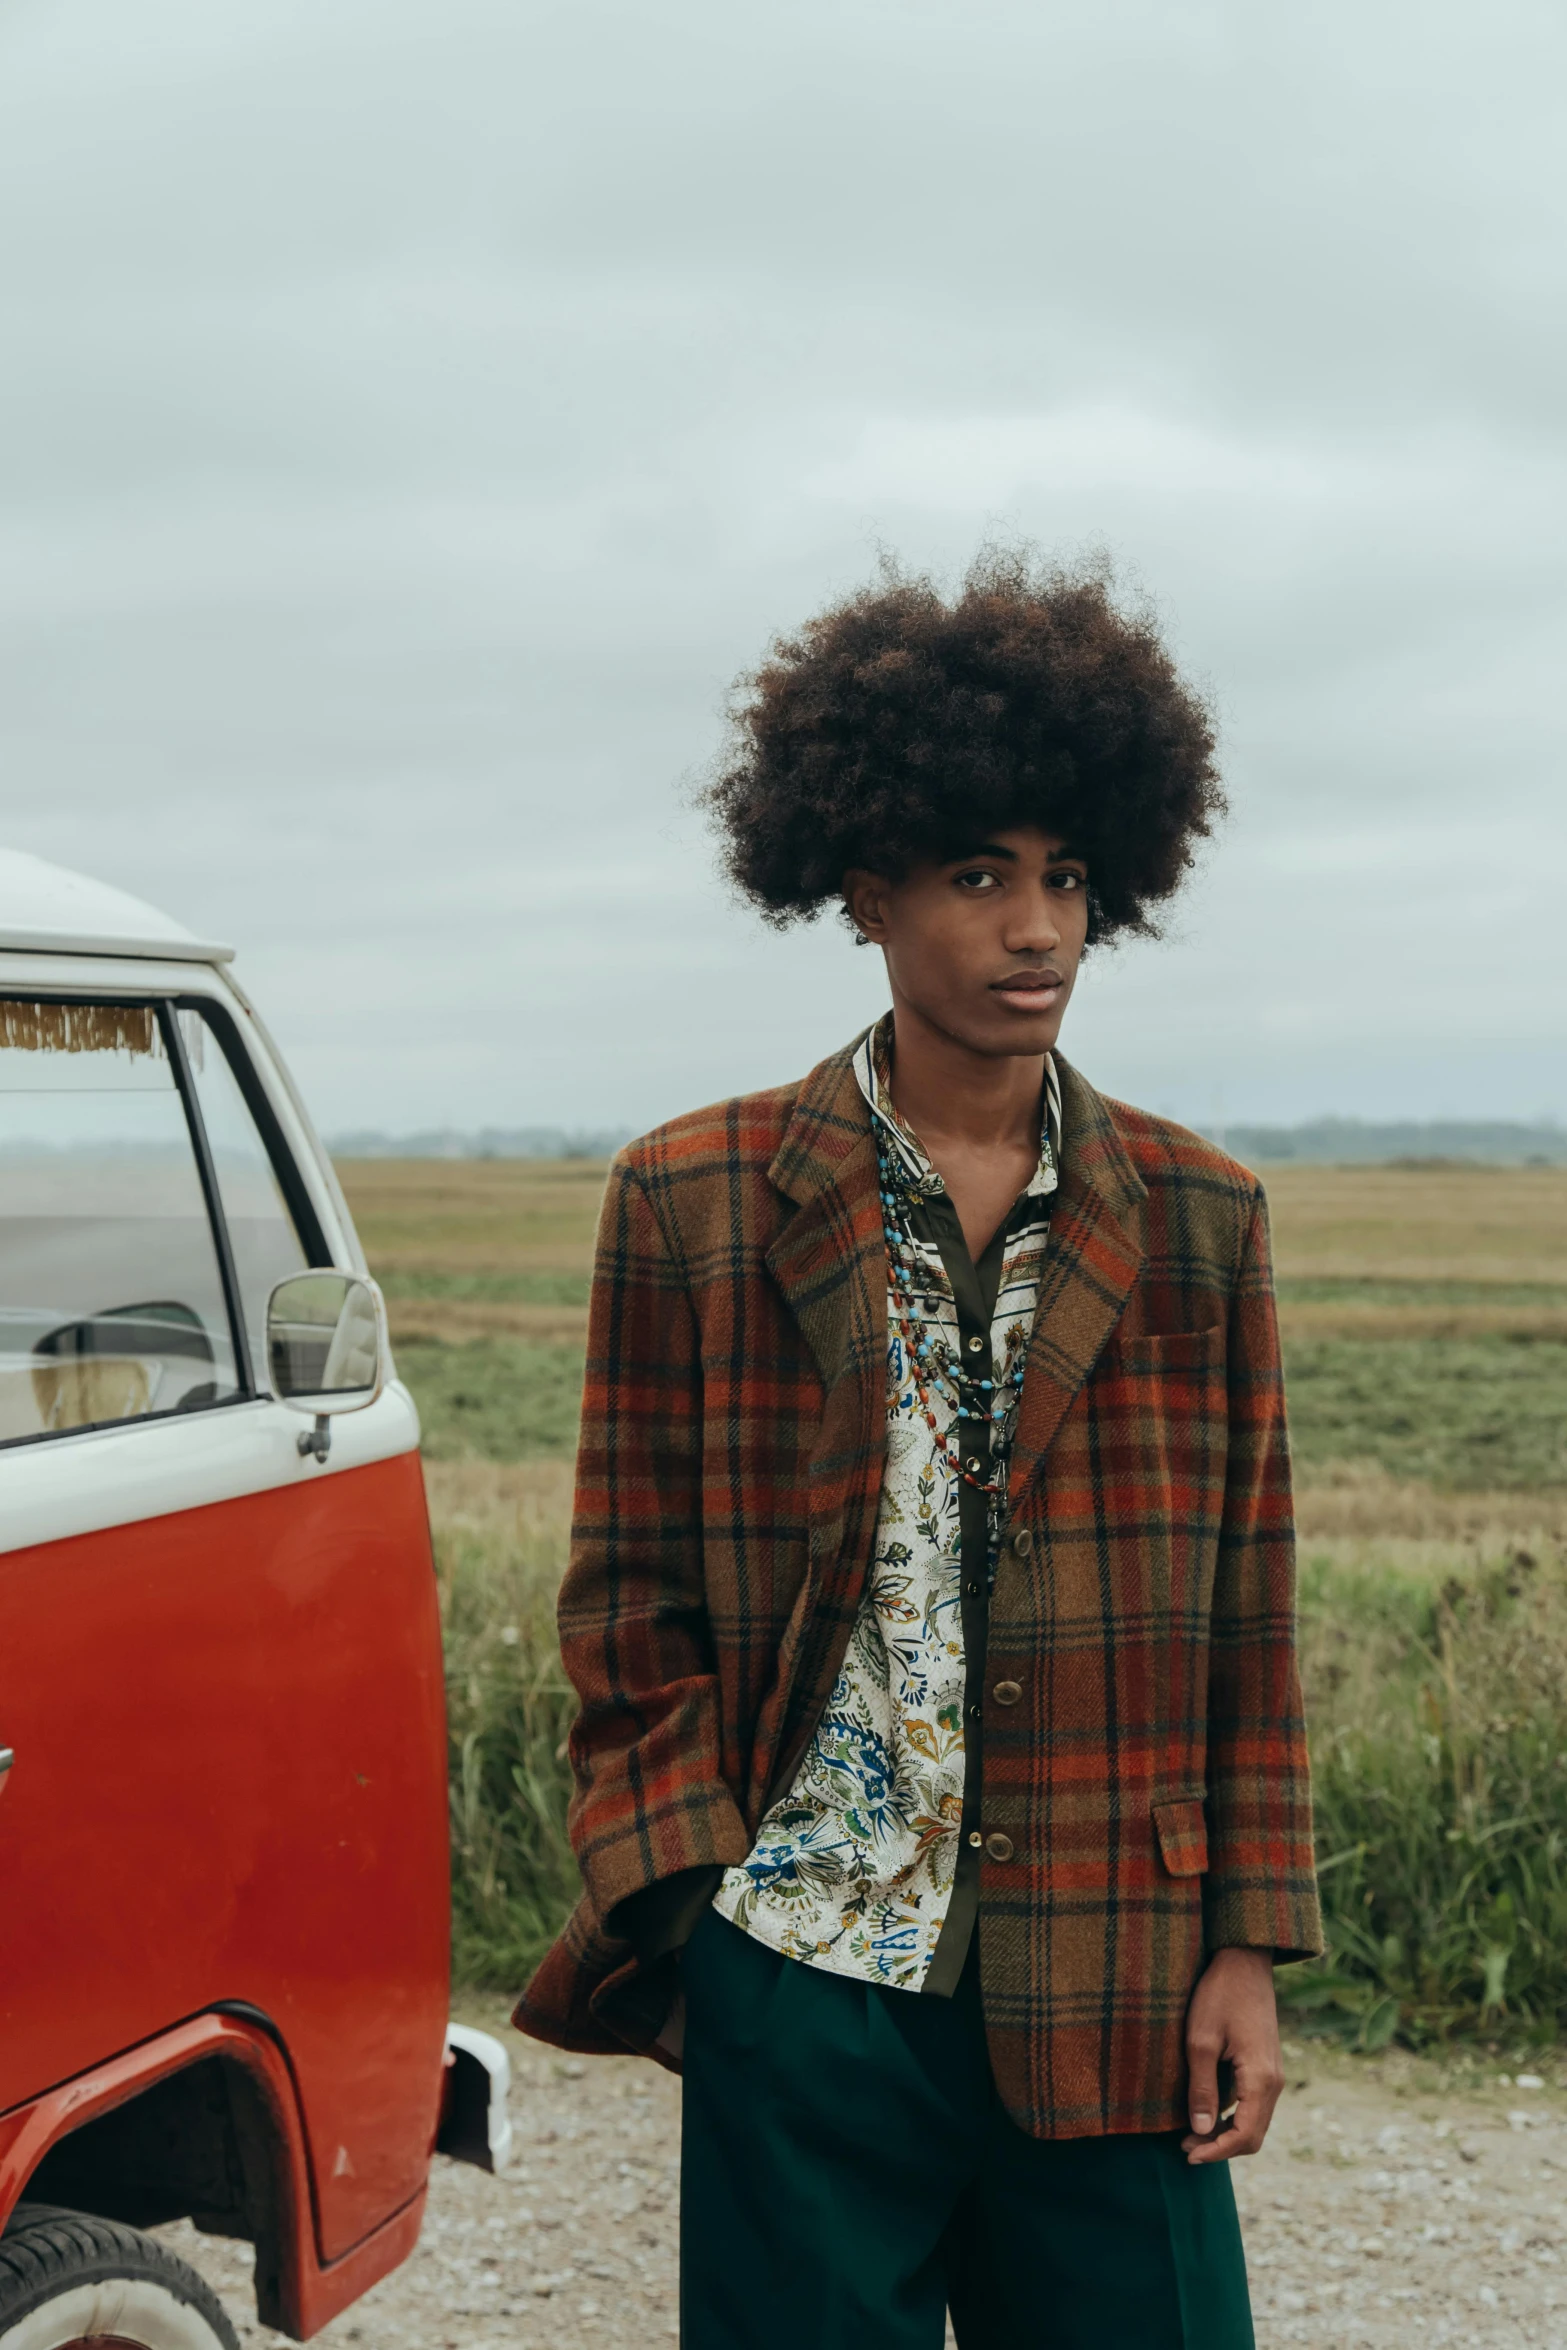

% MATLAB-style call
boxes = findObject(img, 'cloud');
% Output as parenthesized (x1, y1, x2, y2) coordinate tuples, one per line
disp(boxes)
(0, 0, 1563, 1132)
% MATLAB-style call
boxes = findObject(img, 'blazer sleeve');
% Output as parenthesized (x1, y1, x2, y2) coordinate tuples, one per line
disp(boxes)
(1203, 1186, 1324, 1961)
(556, 1152, 752, 1935)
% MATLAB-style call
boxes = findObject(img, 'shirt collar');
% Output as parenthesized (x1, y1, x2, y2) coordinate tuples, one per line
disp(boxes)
(852, 1012, 1061, 1203)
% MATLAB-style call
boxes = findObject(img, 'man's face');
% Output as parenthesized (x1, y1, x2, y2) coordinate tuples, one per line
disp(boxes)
(845, 825, 1089, 1057)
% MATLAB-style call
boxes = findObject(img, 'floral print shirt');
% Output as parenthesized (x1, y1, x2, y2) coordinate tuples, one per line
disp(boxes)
(711, 1016, 1061, 1992)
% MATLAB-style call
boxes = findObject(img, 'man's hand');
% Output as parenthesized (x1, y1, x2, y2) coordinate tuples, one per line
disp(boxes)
(1181, 1946, 1283, 2165)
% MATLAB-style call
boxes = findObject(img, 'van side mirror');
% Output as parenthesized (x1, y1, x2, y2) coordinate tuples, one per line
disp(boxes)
(266, 1271, 388, 1460)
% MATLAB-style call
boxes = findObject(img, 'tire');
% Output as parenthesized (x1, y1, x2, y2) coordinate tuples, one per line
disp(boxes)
(0, 2205, 239, 2350)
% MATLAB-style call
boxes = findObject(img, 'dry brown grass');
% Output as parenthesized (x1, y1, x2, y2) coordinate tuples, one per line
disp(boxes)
(1279, 1300, 1567, 1343)
(1260, 1163, 1567, 1287)
(343, 1155, 1567, 1529)
(422, 1455, 575, 1536)
(337, 1157, 607, 1343)
(337, 1157, 608, 1276)
(1295, 1463, 1567, 1550)
(390, 1300, 592, 1344)
(425, 1461, 1567, 1581)
(341, 1155, 1567, 1297)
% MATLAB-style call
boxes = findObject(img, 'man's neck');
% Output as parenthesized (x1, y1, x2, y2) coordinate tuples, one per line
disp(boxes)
(884, 1000, 1046, 1160)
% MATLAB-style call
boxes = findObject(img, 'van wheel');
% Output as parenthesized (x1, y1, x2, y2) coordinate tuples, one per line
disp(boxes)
(0, 2206, 238, 2350)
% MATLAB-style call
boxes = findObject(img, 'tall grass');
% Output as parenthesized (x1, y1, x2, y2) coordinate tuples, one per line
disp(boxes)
(1286, 1536, 1567, 2048)
(432, 1465, 582, 1988)
(431, 1462, 1567, 2046)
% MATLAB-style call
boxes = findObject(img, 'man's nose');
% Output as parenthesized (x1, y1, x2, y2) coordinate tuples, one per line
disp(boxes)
(1004, 884, 1063, 952)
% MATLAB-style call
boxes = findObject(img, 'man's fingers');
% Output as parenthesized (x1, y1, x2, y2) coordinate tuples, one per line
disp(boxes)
(1185, 2029, 1221, 2139)
(1183, 2093, 1246, 2163)
(1219, 2086, 1263, 2156)
(1184, 2068, 1281, 2165)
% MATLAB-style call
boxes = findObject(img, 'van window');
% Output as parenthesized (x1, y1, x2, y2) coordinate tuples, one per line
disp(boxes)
(0, 999, 244, 1444)
(178, 1009, 309, 1389)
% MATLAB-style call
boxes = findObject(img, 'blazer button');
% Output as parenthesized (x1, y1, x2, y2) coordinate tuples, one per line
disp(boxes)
(992, 1680, 1022, 1706)
(1012, 1528, 1034, 1559)
(984, 1832, 1015, 1862)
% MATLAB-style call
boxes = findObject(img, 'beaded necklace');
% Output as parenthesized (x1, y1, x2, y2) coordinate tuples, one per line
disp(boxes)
(875, 1130, 1027, 1502)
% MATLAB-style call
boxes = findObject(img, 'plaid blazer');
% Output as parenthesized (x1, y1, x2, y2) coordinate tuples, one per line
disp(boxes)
(514, 1035, 1322, 2138)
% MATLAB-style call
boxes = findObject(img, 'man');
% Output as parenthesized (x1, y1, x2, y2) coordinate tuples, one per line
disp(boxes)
(516, 553, 1322, 2349)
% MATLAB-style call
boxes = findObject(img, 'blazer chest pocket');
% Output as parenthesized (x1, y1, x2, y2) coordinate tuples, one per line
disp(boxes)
(1108, 1323, 1223, 1373)
(1152, 1797, 1208, 1878)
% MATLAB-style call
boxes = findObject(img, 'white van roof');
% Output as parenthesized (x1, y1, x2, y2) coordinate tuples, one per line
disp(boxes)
(0, 849, 234, 965)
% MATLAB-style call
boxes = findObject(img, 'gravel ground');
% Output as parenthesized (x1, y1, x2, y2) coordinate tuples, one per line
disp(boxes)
(160, 2008, 1567, 2349)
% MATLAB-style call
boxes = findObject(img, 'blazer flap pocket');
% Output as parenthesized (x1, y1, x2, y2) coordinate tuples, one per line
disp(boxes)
(1153, 1797, 1208, 1878)
(1111, 1324, 1223, 1371)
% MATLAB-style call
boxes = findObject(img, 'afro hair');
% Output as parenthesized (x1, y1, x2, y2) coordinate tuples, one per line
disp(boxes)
(705, 548, 1223, 944)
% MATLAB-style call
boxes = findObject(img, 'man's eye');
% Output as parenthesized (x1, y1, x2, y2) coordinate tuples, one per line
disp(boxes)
(954, 869, 999, 891)
(1050, 870, 1086, 891)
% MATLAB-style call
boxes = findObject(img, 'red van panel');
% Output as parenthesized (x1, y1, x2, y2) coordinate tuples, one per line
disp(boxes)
(0, 1449, 448, 2263)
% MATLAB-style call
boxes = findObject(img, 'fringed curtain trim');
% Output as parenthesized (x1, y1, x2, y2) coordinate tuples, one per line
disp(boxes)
(0, 1001, 161, 1057)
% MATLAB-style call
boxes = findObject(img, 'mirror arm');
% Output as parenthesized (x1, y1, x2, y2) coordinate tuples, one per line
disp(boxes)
(297, 1414, 332, 1463)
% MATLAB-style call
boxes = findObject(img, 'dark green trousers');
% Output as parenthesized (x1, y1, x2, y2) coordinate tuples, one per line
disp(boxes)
(679, 1909, 1254, 2350)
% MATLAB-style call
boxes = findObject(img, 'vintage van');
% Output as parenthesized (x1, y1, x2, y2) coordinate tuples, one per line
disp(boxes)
(0, 849, 506, 2349)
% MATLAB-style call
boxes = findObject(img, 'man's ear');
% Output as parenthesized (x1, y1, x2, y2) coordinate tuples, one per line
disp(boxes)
(843, 868, 892, 943)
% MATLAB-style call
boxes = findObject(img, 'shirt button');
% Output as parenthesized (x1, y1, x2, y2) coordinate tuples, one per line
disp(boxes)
(967, 1702, 981, 1720)
(967, 1830, 983, 1848)
(984, 1832, 1015, 1863)
(965, 1580, 980, 1595)
(964, 1456, 983, 1476)
(966, 1335, 985, 1355)
(1012, 1528, 1034, 1559)
(993, 1680, 1022, 1706)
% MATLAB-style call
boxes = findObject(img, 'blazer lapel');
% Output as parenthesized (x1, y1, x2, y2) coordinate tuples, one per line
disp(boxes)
(1006, 1055, 1147, 1524)
(760, 1038, 888, 1786)
(763, 1036, 885, 1394)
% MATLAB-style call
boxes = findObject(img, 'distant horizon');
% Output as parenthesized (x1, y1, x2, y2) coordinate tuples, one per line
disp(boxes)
(327, 1109, 1567, 1168)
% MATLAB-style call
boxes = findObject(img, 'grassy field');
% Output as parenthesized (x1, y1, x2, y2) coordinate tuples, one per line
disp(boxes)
(342, 1159, 594, 1461)
(338, 1153, 1567, 2041)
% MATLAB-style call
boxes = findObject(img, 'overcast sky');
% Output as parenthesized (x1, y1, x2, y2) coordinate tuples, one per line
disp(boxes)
(1, 0, 1563, 1137)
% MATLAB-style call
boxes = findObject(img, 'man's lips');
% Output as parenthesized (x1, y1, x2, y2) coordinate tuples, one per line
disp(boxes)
(989, 970, 1064, 1009)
